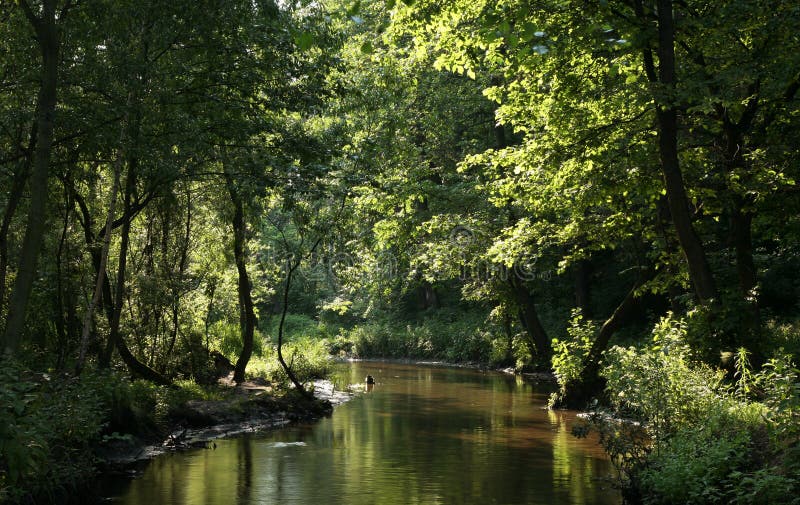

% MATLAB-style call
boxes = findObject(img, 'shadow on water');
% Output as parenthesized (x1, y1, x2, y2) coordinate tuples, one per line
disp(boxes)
(102, 362, 621, 505)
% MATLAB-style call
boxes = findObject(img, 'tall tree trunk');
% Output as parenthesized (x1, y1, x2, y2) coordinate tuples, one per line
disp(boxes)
(730, 204, 757, 298)
(718, 110, 761, 351)
(225, 174, 256, 384)
(54, 184, 72, 370)
(2, 1, 60, 354)
(67, 177, 168, 383)
(654, 0, 718, 304)
(99, 164, 170, 384)
(101, 160, 134, 366)
(164, 190, 192, 366)
(632, 0, 719, 306)
(277, 260, 313, 397)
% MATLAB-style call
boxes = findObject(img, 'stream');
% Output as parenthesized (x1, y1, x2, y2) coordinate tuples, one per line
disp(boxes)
(103, 361, 621, 504)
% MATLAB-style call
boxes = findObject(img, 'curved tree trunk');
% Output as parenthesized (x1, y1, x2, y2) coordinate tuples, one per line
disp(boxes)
(101, 174, 170, 385)
(75, 151, 121, 375)
(277, 261, 312, 398)
(553, 267, 655, 409)
(632, 0, 719, 306)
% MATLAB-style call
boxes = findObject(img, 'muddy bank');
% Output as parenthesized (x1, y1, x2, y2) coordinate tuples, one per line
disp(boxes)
(98, 379, 354, 471)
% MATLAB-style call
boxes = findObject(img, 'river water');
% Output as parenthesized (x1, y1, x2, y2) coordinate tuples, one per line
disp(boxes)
(105, 362, 620, 505)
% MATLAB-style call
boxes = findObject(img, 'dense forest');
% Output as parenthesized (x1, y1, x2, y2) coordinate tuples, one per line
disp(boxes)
(1, 0, 799, 503)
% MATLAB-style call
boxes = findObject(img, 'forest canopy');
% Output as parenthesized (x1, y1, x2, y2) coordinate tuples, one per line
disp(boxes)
(1, 0, 800, 502)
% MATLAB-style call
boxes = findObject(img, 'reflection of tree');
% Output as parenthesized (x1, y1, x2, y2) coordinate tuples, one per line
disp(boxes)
(237, 437, 253, 504)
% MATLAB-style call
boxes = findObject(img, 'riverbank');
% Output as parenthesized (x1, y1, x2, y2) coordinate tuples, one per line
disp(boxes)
(0, 359, 354, 505)
(336, 356, 557, 383)
(99, 377, 353, 472)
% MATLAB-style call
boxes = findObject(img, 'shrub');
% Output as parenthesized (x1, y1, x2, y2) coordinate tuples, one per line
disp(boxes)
(584, 315, 800, 505)
(0, 359, 109, 502)
(602, 316, 726, 438)
(260, 313, 322, 342)
(550, 310, 597, 405)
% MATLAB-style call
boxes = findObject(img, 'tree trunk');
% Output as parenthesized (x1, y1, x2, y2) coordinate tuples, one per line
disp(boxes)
(574, 259, 592, 318)
(102, 159, 134, 365)
(225, 174, 256, 384)
(582, 271, 652, 370)
(277, 261, 313, 398)
(510, 278, 551, 361)
(164, 190, 192, 366)
(731, 204, 758, 294)
(2, 1, 59, 354)
(420, 281, 439, 310)
(0, 156, 32, 316)
(99, 164, 171, 384)
(553, 268, 654, 409)
(54, 184, 72, 370)
(75, 152, 121, 375)
(645, 0, 719, 305)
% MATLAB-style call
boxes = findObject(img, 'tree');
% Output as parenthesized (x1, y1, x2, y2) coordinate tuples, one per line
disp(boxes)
(2, 0, 74, 354)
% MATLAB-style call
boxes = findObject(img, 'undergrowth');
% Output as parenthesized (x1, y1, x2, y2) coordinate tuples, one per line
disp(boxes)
(572, 315, 800, 505)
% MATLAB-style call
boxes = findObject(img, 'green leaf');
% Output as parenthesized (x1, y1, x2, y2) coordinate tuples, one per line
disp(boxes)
(361, 41, 374, 54)
(295, 31, 315, 51)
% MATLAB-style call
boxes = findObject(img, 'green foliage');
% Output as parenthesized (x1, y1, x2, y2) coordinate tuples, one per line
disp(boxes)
(334, 309, 498, 364)
(638, 413, 756, 505)
(603, 316, 726, 437)
(550, 310, 596, 392)
(756, 354, 800, 445)
(585, 316, 800, 504)
(2, 0, 800, 500)
(247, 337, 334, 387)
(261, 313, 323, 343)
(0, 359, 108, 502)
(212, 321, 265, 359)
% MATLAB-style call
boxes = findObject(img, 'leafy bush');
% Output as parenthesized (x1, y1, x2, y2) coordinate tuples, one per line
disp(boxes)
(211, 320, 264, 359)
(0, 359, 109, 502)
(583, 315, 800, 505)
(260, 313, 323, 343)
(550, 310, 596, 405)
(602, 316, 726, 438)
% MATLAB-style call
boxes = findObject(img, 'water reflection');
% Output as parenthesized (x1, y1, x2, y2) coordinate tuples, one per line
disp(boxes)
(106, 362, 620, 505)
